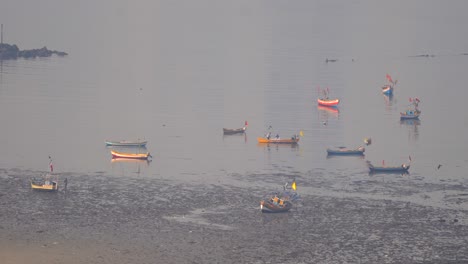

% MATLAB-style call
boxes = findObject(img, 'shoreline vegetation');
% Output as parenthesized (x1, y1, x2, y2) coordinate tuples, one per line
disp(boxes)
(0, 43, 68, 60)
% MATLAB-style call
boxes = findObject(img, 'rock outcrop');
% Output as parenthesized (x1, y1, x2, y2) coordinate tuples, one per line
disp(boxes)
(0, 43, 68, 60)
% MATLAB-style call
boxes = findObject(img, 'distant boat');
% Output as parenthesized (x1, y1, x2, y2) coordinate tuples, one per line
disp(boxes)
(31, 173, 58, 191)
(105, 140, 147, 147)
(260, 196, 293, 213)
(368, 163, 410, 173)
(257, 135, 299, 144)
(223, 121, 248, 135)
(382, 85, 393, 95)
(327, 146, 365, 155)
(382, 74, 396, 95)
(111, 150, 151, 160)
(317, 86, 339, 107)
(317, 98, 340, 107)
(400, 97, 421, 120)
(400, 109, 421, 120)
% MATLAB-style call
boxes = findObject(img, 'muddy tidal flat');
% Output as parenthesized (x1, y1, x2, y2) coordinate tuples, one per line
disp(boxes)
(1, 168, 468, 264)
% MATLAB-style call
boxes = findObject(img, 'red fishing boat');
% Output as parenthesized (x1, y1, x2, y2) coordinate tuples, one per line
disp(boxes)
(317, 98, 340, 107)
(317, 86, 339, 107)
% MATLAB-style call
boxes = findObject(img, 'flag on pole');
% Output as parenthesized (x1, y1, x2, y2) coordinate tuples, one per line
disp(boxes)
(386, 74, 393, 83)
(245, 121, 248, 126)
(49, 159, 53, 172)
(299, 130, 304, 137)
(291, 179, 297, 191)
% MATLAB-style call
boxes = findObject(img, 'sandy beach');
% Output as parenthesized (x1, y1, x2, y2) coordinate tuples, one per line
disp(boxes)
(1, 168, 467, 264)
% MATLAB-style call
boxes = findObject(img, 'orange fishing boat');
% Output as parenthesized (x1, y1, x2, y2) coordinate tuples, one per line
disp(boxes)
(257, 136, 299, 144)
(111, 150, 152, 160)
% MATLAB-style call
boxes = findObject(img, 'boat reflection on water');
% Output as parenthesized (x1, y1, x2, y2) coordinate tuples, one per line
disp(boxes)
(317, 105, 340, 115)
(383, 93, 395, 112)
(222, 132, 247, 143)
(400, 119, 421, 142)
(111, 157, 151, 177)
(257, 142, 299, 151)
(111, 158, 152, 165)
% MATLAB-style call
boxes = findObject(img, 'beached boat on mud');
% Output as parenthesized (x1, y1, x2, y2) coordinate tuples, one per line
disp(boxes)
(31, 174, 58, 191)
(105, 140, 147, 147)
(257, 136, 299, 144)
(260, 196, 293, 213)
(368, 163, 410, 173)
(111, 150, 151, 160)
(327, 146, 365, 155)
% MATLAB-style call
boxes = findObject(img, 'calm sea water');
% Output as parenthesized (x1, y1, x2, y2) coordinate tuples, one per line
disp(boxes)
(1, 1, 468, 187)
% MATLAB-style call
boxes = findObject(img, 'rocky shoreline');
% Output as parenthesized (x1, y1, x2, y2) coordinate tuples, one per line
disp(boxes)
(0, 43, 67, 60)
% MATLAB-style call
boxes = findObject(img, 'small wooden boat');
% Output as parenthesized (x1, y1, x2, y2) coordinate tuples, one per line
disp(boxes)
(223, 127, 246, 135)
(327, 146, 365, 155)
(257, 136, 299, 144)
(369, 164, 410, 173)
(105, 140, 147, 147)
(400, 98, 421, 120)
(260, 196, 293, 213)
(382, 74, 396, 95)
(31, 174, 58, 191)
(111, 150, 151, 160)
(317, 98, 340, 107)
(223, 121, 248, 135)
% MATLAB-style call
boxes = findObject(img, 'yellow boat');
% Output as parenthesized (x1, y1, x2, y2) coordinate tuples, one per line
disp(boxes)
(31, 174, 58, 191)
(111, 150, 151, 160)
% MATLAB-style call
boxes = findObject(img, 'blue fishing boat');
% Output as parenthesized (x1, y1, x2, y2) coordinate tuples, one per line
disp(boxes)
(400, 97, 421, 120)
(382, 74, 396, 95)
(327, 146, 365, 155)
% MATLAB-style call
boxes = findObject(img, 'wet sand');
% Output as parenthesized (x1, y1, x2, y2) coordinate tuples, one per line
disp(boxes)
(1, 168, 468, 264)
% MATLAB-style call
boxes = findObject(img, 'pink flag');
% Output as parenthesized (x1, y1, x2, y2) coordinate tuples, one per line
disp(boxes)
(245, 121, 248, 126)
(382, 160, 385, 166)
(49, 161, 54, 172)
(386, 74, 393, 83)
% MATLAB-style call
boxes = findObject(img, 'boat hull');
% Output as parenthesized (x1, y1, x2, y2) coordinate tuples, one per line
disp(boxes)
(400, 112, 420, 120)
(31, 181, 58, 191)
(327, 147, 365, 155)
(317, 98, 339, 107)
(111, 150, 151, 160)
(105, 140, 147, 147)
(369, 165, 410, 173)
(260, 200, 293, 213)
(223, 127, 246, 135)
(382, 86, 393, 95)
(257, 137, 299, 144)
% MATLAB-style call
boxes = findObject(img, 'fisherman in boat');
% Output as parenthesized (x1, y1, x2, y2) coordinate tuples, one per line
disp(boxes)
(275, 134, 280, 140)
